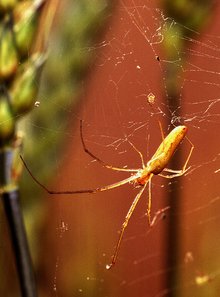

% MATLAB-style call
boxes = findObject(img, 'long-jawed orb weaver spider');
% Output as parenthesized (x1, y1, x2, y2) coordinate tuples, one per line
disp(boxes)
(20, 121, 194, 269)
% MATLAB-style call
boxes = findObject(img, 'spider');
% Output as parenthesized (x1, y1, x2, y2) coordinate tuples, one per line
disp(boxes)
(20, 121, 194, 269)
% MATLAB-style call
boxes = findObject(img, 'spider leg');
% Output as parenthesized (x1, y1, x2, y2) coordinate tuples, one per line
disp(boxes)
(158, 140, 194, 179)
(126, 139, 145, 168)
(159, 172, 185, 179)
(147, 177, 152, 225)
(158, 120, 165, 141)
(159, 167, 191, 179)
(183, 137, 194, 172)
(146, 175, 170, 226)
(163, 168, 185, 173)
(106, 183, 147, 270)
(20, 155, 140, 195)
(80, 120, 138, 173)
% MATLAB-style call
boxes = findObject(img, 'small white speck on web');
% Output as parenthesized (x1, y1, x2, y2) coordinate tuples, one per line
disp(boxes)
(105, 264, 111, 270)
(34, 101, 40, 107)
(136, 65, 141, 69)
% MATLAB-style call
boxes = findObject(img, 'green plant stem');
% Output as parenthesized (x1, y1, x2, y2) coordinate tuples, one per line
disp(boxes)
(2, 189, 37, 297)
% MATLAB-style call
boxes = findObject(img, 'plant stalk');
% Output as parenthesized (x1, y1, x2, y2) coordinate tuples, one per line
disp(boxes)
(1, 148, 37, 297)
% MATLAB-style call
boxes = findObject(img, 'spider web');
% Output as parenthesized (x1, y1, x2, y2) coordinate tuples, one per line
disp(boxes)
(20, 1, 220, 296)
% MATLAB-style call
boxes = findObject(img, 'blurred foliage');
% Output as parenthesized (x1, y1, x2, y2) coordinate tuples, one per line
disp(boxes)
(18, 2, 115, 272)
(162, 0, 214, 34)
(161, 0, 215, 99)
(1, 0, 114, 296)
(18, 0, 114, 279)
(20, 0, 114, 203)
(0, 0, 45, 166)
(0, 0, 47, 296)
